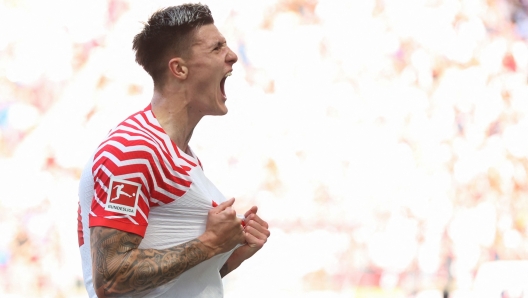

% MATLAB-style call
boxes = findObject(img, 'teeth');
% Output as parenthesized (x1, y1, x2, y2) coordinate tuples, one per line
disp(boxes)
(224, 72, 232, 78)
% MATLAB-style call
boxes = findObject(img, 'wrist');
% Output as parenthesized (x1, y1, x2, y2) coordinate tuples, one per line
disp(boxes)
(229, 246, 249, 268)
(197, 232, 218, 259)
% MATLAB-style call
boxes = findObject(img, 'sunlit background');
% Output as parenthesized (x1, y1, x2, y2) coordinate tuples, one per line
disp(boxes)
(1, 0, 528, 297)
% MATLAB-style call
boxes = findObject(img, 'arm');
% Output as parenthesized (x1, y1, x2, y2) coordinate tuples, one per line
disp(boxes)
(91, 227, 211, 297)
(220, 206, 270, 278)
(91, 198, 245, 297)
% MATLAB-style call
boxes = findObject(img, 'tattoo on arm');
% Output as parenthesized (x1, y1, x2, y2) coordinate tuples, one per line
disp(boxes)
(90, 227, 209, 296)
(219, 262, 229, 278)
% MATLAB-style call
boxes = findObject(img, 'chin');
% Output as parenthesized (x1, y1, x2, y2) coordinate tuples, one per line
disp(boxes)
(209, 107, 228, 116)
(218, 103, 228, 115)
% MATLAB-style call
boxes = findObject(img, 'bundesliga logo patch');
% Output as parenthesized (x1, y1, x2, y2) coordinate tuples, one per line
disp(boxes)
(104, 178, 140, 216)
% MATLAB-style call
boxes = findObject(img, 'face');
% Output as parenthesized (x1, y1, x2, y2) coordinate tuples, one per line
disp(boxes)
(184, 24, 238, 116)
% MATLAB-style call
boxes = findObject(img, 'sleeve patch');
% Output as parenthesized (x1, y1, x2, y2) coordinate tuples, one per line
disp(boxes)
(104, 177, 141, 216)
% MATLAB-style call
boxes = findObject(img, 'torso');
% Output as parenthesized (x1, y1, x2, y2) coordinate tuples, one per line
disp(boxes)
(78, 106, 232, 297)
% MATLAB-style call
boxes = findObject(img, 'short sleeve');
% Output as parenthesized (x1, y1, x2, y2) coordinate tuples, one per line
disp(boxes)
(89, 136, 154, 237)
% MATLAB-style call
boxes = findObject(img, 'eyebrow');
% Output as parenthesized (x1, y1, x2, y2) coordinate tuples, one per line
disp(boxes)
(192, 36, 226, 49)
(211, 40, 226, 49)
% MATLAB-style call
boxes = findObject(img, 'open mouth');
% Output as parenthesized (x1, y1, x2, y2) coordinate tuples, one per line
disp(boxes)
(220, 71, 232, 99)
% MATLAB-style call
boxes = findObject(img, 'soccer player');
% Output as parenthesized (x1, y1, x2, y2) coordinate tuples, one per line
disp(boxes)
(77, 4, 270, 297)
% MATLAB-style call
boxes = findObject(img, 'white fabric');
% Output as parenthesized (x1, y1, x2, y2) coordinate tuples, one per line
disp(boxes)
(78, 151, 234, 297)
(78, 158, 97, 298)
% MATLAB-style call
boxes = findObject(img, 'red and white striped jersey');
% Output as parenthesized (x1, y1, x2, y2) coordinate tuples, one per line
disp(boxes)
(78, 105, 233, 298)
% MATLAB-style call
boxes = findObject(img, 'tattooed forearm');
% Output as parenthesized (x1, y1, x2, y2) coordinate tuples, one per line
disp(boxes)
(219, 262, 229, 278)
(90, 227, 209, 297)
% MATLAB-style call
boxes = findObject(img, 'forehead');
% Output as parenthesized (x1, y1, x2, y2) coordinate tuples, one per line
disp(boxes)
(192, 24, 224, 47)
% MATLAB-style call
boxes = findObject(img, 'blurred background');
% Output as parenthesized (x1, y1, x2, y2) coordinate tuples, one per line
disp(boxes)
(1, 0, 528, 297)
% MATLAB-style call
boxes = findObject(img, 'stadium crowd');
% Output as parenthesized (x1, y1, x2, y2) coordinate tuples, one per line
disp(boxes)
(0, 0, 527, 297)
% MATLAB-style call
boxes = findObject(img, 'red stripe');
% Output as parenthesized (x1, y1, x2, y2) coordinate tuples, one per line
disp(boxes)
(126, 111, 197, 169)
(89, 107, 200, 232)
(137, 112, 194, 167)
(139, 112, 165, 134)
(134, 113, 176, 161)
(89, 215, 147, 237)
(77, 202, 84, 246)
(94, 147, 189, 198)
(109, 131, 190, 177)
(94, 155, 186, 205)
(124, 116, 171, 154)
(173, 148, 197, 168)
(94, 136, 191, 184)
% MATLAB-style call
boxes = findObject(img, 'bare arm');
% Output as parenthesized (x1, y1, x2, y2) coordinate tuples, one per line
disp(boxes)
(219, 207, 270, 278)
(91, 198, 245, 297)
(91, 227, 212, 297)
(219, 262, 230, 278)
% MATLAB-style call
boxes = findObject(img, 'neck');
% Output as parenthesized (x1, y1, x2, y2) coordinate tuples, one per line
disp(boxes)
(150, 88, 202, 153)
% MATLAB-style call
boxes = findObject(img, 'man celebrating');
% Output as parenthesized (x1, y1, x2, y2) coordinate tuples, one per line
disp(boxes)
(77, 4, 270, 297)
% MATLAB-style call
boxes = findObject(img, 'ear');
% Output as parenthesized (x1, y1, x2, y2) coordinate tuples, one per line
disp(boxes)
(168, 57, 188, 80)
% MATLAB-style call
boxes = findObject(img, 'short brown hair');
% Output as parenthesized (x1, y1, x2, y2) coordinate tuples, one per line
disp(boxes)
(132, 3, 214, 88)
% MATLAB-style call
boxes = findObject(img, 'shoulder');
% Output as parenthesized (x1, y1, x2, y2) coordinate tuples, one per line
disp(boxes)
(90, 109, 170, 180)
(93, 109, 167, 163)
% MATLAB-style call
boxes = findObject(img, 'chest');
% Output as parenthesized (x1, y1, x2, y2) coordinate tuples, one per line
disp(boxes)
(139, 166, 227, 248)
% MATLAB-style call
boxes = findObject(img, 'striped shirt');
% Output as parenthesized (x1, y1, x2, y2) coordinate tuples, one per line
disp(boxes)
(78, 105, 232, 297)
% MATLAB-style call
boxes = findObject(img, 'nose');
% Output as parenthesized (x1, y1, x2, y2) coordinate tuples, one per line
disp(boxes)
(226, 46, 238, 65)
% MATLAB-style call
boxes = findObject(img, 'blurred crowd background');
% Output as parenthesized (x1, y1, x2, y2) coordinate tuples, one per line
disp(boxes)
(1, 0, 528, 297)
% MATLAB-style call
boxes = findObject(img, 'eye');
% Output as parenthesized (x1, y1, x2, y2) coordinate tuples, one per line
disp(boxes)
(213, 42, 226, 51)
